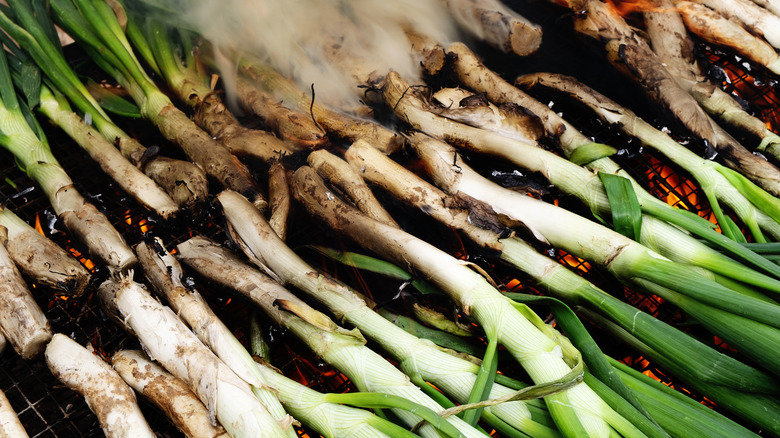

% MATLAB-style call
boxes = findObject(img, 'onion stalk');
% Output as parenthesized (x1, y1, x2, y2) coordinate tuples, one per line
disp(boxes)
(176, 235, 495, 438)
(236, 54, 402, 154)
(0, 203, 89, 295)
(382, 71, 780, 295)
(126, 14, 298, 161)
(640, 0, 780, 161)
(515, 72, 780, 242)
(0, 0, 208, 209)
(134, 238, 298, 438)
(288, 169, 648, 437)
(0, 10, 178, 218)
(48, 0, 265, 209)
(413, 136, 780, 377)
(343, 136, 776, 395)
(676, 1, 780, 74)
(249, 360, 417, 438)
(36, 85, 179, 218)
(98, 274, 291, 438)
(45, 333, 156, 438)
(217, 189, 563, 438)
(443, 42, 780, 277)
(597, 319, 780, 435)
(0, 388, 27, 437)
(562, 0, 780, 196)
(0, 43, 134, 270)
(442, 0, 543, 56)
(111, 349, 231, 438)
(138, 238, 441, 438)
(0, 225, 52, 359)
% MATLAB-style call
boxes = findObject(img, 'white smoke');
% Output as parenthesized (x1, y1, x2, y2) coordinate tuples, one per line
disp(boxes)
(179, 0, 460, 108)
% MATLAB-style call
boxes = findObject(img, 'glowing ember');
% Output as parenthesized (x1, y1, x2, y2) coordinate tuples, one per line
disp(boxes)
(642, 155, 717, 225)
(557, 249, 592, 274)
(67, 246, 96, 271)
(708, 52, 780, 133)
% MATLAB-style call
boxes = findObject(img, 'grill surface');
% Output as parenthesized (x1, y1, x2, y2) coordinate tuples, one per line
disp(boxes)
(1, 0, 778, 436)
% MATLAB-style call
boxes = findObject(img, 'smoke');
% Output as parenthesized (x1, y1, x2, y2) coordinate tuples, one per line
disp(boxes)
(176, 0, 460, 108)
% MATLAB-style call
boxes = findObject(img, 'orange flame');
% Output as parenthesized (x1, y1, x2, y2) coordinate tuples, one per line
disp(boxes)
(67, 245, 95, 271)
(34, 213, 45, 235)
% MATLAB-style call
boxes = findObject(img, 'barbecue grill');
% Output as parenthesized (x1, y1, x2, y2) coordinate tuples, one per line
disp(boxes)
(0, 0, 777, 436)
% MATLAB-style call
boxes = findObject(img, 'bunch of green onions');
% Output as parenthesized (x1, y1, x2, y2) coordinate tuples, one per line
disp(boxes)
(2, 0, 780, 437)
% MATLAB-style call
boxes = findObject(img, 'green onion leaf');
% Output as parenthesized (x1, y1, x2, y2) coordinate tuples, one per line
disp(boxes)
(504, 293, 667, 438)
(86, 79, 141, 118)
(379, 308, 483, 356)
(569, 142, 617, 165)
(19, 59, 41, 110)
(308, 246, 442, 295)
(716, 165, 780, 227)
(323, 392, 463, 438)
(720, 214, 748, 243)
(461, 337, 498, 426)
(599, 172, 642, 241)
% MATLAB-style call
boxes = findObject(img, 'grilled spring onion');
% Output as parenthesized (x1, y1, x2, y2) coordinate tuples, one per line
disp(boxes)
(0, 7, 177, 218)
(413, 136, 780, 378)
(289, 169, 646, 438)
(443, 43, 780, 279)
(0, 203, 89, 295)
(442, 0, 543, 56)
(125, 15, 297, 162)
(0, 225, 52, 359)
(343, 137, 776, 396)
(385, 71, 780, 300)
(565, 0, 780, 197)
(36, 85, 179, 218)
(640, 0, 780, 162)
(0, 0, 208, 210)
(596, 317, 780, 435)
(0, 45, 135, 270)
(134, 238, 298, 438)
(135, 238, 422, 438)
(236, 54, 402, 154)
(111, 350, 231, 438)
(465, 73, 780, 243)
(45, 333, 156, 438)
(0, 388, 27, 437)
(98, 275, 292, 438)
(217, 189, 561, 438)
(48, 0, 265, 209)
(247, 311, 427, 438)
(676, 1, 780, 74)
(176, 235, 490, 438)
(249, 359, 417, 438)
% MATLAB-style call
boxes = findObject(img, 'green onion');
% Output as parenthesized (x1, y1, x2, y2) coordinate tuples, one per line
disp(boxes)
(47, 0, 264, 207)
(217, 190, 562, 437)
(2, 0, 208, 208)
(98, 275, 291, 438)
(177, 235, 489, 438)
(45, 334, 155, 437)
(289, 168, 649, 437)
(599, 173, 642, 241)
(0, 43, 134, 270)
